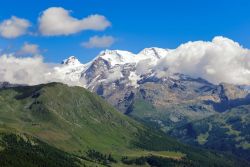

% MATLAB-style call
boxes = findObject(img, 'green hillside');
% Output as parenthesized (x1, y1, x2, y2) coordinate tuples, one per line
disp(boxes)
(0, 127, 80, 167)
(169, 105, 250, 161)
(0, 83, 248, 166)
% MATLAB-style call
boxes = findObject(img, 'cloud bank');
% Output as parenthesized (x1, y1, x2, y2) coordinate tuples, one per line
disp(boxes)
(39, 7, 111, 36)
(82, 35, 115, 48)
(0, 16, 31, 38)
(0, 36, 249, 86)
(156, 36, 250, 85)
(0, 55, 53, 85)
(0, 54, 83, 86)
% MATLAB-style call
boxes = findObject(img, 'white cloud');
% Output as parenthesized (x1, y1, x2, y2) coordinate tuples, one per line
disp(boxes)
(39, 7, 111, 36)
(82, 35, 115, 48)
(19, 43, 40, 55)
(155, 36, 250, 85)
(0, 54, 82, 86)
(0, 16, 31, 38)
(0, 55, 51, 85)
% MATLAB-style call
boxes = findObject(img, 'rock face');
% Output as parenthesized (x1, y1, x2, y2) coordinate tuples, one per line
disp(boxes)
(54, 48, 250, 130)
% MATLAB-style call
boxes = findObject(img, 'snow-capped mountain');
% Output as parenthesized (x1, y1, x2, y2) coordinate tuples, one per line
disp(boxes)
(53, 47, 250, 121)
(1, 45, 250, 135)
(53, 47, 169, 88)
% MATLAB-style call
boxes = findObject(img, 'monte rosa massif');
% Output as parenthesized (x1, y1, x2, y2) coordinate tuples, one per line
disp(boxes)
(1, 36, 250, 162)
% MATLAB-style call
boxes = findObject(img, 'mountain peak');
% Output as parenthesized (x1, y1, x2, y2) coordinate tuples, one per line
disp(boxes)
(97, 48, 168, 67)
(98, 49, 136, 66)
(99, 49, 135, 59)
(139, 47, 169, 59)
(62, 56, 81, 66)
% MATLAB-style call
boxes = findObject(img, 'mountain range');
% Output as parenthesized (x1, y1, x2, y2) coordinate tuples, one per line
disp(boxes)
(1, 83, 246, 167)
(1, 44, 250, 166)
(45, 47, 250, 161)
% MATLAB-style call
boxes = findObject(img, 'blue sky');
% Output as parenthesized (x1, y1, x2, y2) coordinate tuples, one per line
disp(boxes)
(0, 0, 250, 63)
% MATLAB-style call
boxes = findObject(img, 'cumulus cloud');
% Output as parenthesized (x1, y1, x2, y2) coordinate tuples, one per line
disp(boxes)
(0, 16, 31, 38)
(0, 55, 52, 85)
(82, 35, 115, 48)
(18, 43, 40, 55)
(156, 36, 250, 85)
(39, 7, 111, 36)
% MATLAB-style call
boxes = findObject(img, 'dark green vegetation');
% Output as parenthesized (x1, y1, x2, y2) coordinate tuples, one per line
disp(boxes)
(84, 149, 117, 165)
(0, 129, 79, 167)
(0, 83, 248, 166)
(121, 156, 193, 167)
(169, 105, 250, 161)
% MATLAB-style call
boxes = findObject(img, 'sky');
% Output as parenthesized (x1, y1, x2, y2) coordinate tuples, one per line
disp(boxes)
(1, 0, 250, 63)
